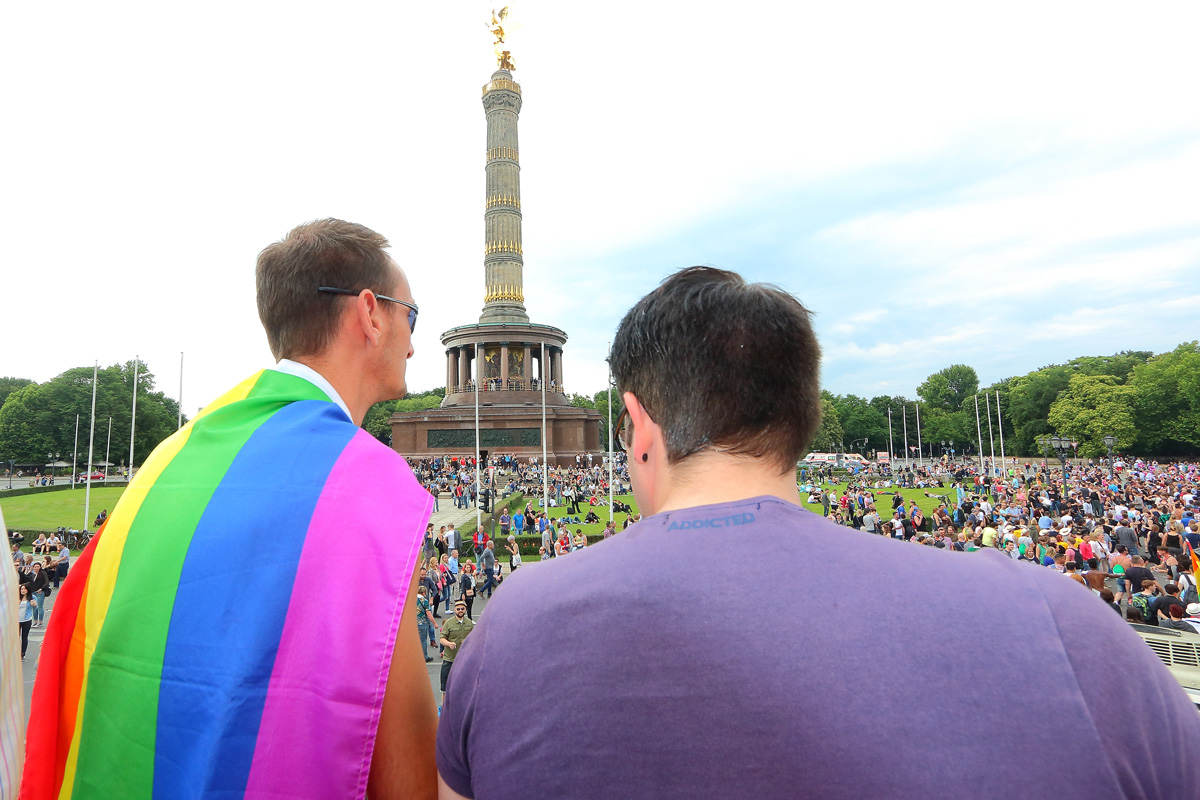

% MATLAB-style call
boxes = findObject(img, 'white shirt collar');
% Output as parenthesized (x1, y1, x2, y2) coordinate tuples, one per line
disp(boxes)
(272, 359, 353, 423)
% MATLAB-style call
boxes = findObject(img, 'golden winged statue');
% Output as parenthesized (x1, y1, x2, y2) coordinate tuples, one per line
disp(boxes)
(488, 7, 516, 70)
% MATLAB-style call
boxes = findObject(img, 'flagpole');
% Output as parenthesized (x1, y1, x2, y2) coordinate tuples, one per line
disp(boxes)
(177, 351, 184, 430)
(996, 390, 1007, 468)
(607, 341, 614, 523)
(914, 403, 922, 468)
(84, 361, 98, 531)
(474, 342, 482, 534)
(541, 342, 548, 512)
(129, 356, 138, 480)
(887, 407, 894, 470)
(72, 414, 79, 490)
(902, 406, 909, 469)
(974, 395, 985, 475)
(985, 392, 996, 474)
(105, 416, 112, 483)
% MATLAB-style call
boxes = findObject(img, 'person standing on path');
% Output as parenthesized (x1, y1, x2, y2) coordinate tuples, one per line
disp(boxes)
(438, 599, 475, 705)
(479, 541, 497, 598)
(505, 535, 522, 571)
(1115, 520, 1140, 557)
(17, 583, 33, 661)
(416, 585, 438, 663)
(24, 219, 438, 800)
(27, 561, 48, 628)
(458, 565, 477, 621)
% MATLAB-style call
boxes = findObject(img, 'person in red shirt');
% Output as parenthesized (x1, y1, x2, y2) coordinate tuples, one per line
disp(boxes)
(473, 528, 490, 557)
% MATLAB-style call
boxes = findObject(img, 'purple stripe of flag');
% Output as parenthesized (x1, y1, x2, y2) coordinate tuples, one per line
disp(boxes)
(243, 431, 432, 798)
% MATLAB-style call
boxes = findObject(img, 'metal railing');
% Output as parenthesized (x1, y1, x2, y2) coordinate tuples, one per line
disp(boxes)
(451, 381, 565, 395)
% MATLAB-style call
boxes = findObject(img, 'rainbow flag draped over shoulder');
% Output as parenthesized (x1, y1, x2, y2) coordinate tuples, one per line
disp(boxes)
(22, 369, 433, 800)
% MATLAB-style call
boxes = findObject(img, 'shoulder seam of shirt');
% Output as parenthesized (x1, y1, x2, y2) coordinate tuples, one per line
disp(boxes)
(1016, 565, 1137, 791)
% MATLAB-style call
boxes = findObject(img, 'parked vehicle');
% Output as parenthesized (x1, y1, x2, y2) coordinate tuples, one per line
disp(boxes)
(1132, 623, 1200, 709)
(77, 471, 106, 482)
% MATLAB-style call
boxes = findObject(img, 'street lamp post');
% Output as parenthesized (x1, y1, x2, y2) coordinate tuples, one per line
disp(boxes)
(1103, 435, 1116, 476)
(1036, 436, 1051, 466)
(1049, 435, 1071, 476)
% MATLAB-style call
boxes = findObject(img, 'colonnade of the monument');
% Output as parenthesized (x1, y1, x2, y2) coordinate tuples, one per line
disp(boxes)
(445, 343, 564, 395)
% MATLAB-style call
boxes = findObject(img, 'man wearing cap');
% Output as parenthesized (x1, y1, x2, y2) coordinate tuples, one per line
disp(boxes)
(438, 598, 475, 704)
(1182, 604, 1200, 635)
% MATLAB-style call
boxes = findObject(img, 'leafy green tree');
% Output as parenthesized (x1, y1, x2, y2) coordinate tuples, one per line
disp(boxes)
(0, 377, 34, 409)
(829, 394, 887, 454)
(1047, 375, 1137, 457)
(809, 396, 843, 453)
(916, 365, 979, 413)
(1067, 351, 1152, 381)
(362, 389, 446, 443)
(915, 406, 971, 457)
(1128, 342, 1200, 453)
(1005, 367, 1071, 456)
(0, 360, 182, 468)
(591, 389, 616, 451)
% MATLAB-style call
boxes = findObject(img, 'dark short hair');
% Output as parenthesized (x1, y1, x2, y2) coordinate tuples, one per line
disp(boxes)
(610, 267, 821, 471)
(256, 219, 394, 360)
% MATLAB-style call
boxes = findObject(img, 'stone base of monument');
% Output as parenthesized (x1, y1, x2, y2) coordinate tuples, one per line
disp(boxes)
(389, 401, 601, 467)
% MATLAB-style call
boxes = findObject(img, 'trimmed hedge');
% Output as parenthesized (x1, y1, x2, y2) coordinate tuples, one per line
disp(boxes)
(0, 481, 129, 499)
(505, 533, 607, 557)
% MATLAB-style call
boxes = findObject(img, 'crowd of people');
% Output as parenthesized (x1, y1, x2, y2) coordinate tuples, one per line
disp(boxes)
(409, 452, 631, 516)
(8, 539, 70, 661)
(807, 457, 1200, 621)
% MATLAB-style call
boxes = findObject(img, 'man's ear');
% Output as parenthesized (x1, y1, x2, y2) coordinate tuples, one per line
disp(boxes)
(622, 391, 659, 463)
(355, 291, 385, 346)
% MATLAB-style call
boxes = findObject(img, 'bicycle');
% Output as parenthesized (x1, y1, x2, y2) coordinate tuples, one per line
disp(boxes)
(65, 529, 92, 551)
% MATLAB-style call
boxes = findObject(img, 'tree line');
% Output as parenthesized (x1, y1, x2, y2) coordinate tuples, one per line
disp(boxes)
(813, 342, 1200, 459)
(10, 342, 1194, 467)
(0, 361, 185, 469)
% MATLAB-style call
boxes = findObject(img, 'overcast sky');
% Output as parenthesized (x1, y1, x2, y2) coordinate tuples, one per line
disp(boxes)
(3, 0, 1197, 413)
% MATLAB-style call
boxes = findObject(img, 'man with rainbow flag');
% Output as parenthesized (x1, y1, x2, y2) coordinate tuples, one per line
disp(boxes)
(22, 220, 438, 799)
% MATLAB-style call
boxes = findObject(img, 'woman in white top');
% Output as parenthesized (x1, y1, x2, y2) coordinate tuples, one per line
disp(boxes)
(18, 583, 33, 661)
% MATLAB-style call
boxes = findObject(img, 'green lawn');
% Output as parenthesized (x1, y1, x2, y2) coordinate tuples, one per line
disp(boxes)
(798, 481, 956, 517)
(529, 482, 955, 535)
(501, 494, 641, 538)
(2, 486, 127, 532)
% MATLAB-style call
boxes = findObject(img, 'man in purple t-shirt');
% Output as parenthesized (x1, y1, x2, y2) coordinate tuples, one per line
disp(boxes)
(435, 267, 1200, 799)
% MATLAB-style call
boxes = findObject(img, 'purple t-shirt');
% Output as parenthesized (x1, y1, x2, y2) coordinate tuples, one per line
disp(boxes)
(437, 496, 1200, 799)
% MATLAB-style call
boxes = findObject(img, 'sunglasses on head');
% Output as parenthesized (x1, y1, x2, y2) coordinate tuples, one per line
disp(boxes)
(318, 287, 418, 332)
(613, 406, 631, 453)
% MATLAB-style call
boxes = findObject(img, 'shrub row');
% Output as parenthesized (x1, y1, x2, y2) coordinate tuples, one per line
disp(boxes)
(0, 481, 129, 500)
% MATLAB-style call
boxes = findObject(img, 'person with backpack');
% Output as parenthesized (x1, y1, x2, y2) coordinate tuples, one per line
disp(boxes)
(1177, 564, 1198, 607)
(1130, 580, 1160, 626)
